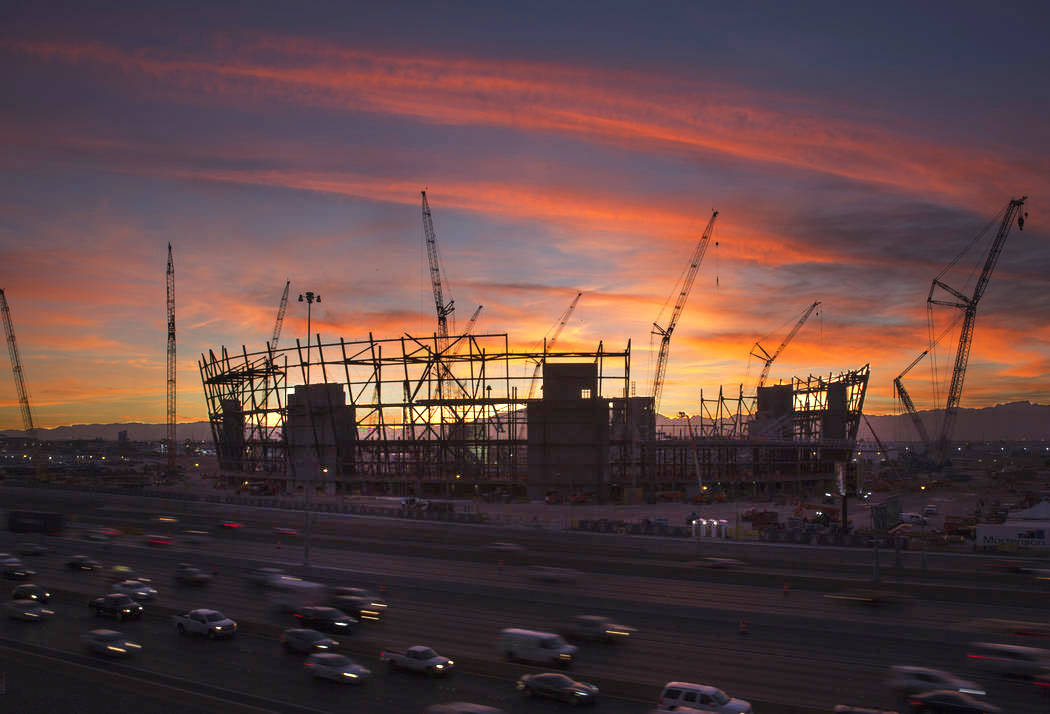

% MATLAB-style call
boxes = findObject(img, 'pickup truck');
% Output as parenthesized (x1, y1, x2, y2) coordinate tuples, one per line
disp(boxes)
(173, 609, 237, 638)
(380, 646, 454, 676)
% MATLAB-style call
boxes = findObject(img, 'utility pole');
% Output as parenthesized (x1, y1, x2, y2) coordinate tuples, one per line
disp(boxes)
(298, 290, 320, 567)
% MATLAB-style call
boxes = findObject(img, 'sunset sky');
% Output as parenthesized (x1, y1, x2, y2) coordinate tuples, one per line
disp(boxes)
(2, 1, 1049, 430)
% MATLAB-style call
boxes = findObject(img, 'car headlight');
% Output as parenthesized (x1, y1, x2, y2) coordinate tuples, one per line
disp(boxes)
(125, 643, 141, 649)
(316, 644, 328, 649)
(435, 664, 444, 669)
(106, 646, 127, 653)
(342, 672, 358, 678)
(122, 609, 130, 613)
(214, 626, 223, 630)
(959, 688, 985, 696)
(335, 622, 348, 626)
(573, 691, 591, 696)
(559, 653, 572, 660)
(447, 659, 454, 666)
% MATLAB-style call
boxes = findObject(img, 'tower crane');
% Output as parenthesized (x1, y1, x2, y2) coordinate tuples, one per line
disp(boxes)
(166, 243, 176, 479)
(927, 196, 1027, 464)
(271, 280, 290, 351)
(750, 301, 821, 389)
(1, 289, 45, 479)
(449, 305, 483, 356)
(528, 291, 583, 399)
(650, 210, 718, 414)
(892, 349, 931, 448)
(421, 190, 455, 344)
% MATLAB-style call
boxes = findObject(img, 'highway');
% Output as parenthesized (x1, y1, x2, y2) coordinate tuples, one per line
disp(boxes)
(3, 526, 1049, 713)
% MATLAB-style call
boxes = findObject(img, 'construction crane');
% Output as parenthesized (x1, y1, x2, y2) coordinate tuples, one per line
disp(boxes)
(528, 291, 583, 399)
(650, 210, 718, 414)
(271, 280, 290, 351)
(892, 349, 931, 448)
(1, 288, 45, 479)
(750, 300, 822, 389)
(927, 196, 1027, 464)
(449, 305, 483, 357)
(421, 190, 455, 344)
(861, 414, 887, 458)
(166, 243, 176, 480)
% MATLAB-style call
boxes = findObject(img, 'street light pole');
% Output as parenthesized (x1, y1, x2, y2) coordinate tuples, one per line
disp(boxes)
(298, 291, 320, 568)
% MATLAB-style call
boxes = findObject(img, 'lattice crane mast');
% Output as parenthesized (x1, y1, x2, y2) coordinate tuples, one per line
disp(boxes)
(927, 196, 1027, 464)
(166, 243, 176, 478)
(892, 349, 931, 448)
(751, 300, 821, 389)
(528, 291, 583, 399)
(650, 210, 718, 414)
(421, 190, 455, 345)
(271, 280, 290, 351)
(1, 288, 38, 444)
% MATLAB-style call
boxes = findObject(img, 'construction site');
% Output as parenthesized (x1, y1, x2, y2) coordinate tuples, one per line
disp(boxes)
(1, 195, 1030, 504)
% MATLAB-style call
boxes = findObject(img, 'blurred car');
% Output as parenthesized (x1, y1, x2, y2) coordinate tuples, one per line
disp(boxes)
(292, 606, 357, 633)
(304, 653, 371, 684)
(82, 629, 142, 657)
(905, 690, 999, 713)
(66, 555, 102, 571)
(181, 529, 212, 545)
(424, 704, 507, 714)
(923, 505, 938, 516)
(833, 707, 898, 714)
(218, 521, 244, 531)
(145, 534, 172, 547)
(825, 589, 913, 607)
(91, 593, 143, 621)
(15, 542, 48, 556)
(112, 580, 158, 601)
(483, 542, 526, 553)
(563, 615, 636, 643)
(6, 599, 54, 621)
(281, 628, 340, 654)
(516, 673, 598, 705)
(526, 566, 581, 584)
(174, 563, 213, 585)
(84, 530, 111, 542)
(966, 642, 1050, 678)
(2, 558, 36, 580)
(887, 667, 985, 697)
(246, 567, 285, 586)
(657, 681, 752, 712)
(12, 583, 51, 603)
(329, 587, 387, 622)
(700, 557, 744, 569)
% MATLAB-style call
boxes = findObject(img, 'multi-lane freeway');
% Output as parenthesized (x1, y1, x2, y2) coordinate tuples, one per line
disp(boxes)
(2, 487, 1049, 713)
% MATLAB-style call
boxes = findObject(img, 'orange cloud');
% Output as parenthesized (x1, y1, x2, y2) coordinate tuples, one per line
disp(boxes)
(7, 36, 1047, 212)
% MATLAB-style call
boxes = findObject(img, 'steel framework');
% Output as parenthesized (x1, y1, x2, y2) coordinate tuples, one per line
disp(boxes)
(200, 332, 631, 484)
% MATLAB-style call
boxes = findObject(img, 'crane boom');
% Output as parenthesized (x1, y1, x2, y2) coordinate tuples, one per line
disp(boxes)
(271, 280, 290, 350)
(751, 301, 821, 388)
(928, 197, 1027, 463)
(166, 243, 176, 478)
(421, 191, 455, 342)
(651, 210, 718, 413)
(0, 289, 35, 434)
(528, 291, 583, 399)
(450, 305, 483, 356)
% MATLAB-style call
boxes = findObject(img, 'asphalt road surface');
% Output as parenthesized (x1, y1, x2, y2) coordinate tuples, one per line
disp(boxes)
(2, 527, 1048, 714)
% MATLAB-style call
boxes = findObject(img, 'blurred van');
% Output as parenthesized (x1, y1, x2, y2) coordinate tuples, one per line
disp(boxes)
(499, 628, 576, 667)
(967, 642, 1050, 678)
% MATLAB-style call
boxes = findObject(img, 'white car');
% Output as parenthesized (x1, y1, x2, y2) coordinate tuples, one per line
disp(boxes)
(6, 599, 54, 621)
(173, 609, 237, 638)
(658, 682, 752, 712)
(304, 653, 372, 684)
(113, 580, 158, 601)
(885, 665, 984, 697)
(82, 629, 142, 657)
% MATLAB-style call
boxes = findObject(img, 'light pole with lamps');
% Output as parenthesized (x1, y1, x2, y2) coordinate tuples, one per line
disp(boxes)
(297, 291, 320, 567)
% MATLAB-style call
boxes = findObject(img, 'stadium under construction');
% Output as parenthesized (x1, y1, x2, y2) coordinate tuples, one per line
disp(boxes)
(200, 331, 870, 502)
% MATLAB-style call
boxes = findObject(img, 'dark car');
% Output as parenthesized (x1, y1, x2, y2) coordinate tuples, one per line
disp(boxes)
(174, 564, 212, 586)
(2, 559, 36, 580)
(517, 673, 598, 704)
(281, 628, 340, 653)
(12, 584, 51, 603)
(329, 587, 387, 622)
(67, 555, 102, 571)
(907, 690, 1001, 713)
(90, 593, 143, 621)
(15, 543, 48, 556)
(563, 615, 636, 643)
(292, 606, 356, 634)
